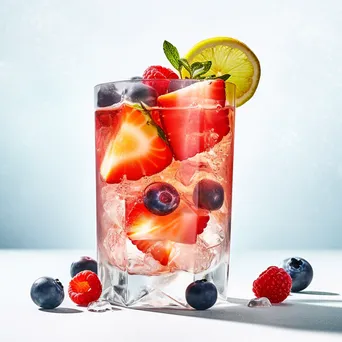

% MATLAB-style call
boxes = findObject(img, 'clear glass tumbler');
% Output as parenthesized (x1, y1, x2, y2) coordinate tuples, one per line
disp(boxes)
(95, 78, 236, 308)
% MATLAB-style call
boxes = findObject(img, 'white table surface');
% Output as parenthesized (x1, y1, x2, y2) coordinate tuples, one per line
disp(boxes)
(1, 249, 342, 342)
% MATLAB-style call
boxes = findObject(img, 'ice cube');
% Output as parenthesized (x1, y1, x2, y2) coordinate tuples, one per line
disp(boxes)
(126, 240, 145, 273)
(206, 134, 233, 175)
(87, 300, 113, 312)
(199, 215, 225, 248)
(100, 212, 114, 232)
(211, 202, 231, 226)
(247, 297, 272, 308)
(101, 184, 118, 202)
(103, 197, 125, 228)
(175, 160, 213, 186)
(102, 182, 142, 202)
(103, 228, 127, 270)
(126, 240, 170, 275)
(170, 237, 214, 274)
(143, 254, 170, 275)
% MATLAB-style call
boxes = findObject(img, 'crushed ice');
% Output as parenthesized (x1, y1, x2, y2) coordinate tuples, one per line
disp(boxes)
(247, 297, 272, 308)
(175, 160, 213, 186)
(87, 300, 113, 312)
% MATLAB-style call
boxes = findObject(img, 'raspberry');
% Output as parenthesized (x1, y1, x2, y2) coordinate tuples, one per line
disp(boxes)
(252, 266, 292, 303)
(142, 65, 179, 96)
(68, 270, 102, 306)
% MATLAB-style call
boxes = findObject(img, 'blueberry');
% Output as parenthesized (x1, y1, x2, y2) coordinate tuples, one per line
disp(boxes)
(70, 256, 98, 277)
(124, 83, 158, 107)
(193, 179, 224, 211)
(186, 279, 218, 310)
(30, 277, 64, 309)
(143, 182, 180, 216)
(168, 79, 197, 92)
(97, 83, 122, 107)
(281, 257, 313, 292)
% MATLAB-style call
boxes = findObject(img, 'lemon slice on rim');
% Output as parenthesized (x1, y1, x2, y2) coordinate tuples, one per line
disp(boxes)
(183, 37, 261, 107)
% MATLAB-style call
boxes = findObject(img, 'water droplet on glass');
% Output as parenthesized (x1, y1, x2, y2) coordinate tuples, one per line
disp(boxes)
(87, 300, 113, 312)
(247, 297, 272, 308)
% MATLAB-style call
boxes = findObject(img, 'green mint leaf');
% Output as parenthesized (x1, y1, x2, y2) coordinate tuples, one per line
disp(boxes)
(140, 102, 168, 143)
(190, 62, 203, 72)
(155, 123, 168, 142)
(216, 73, 231, 81)
(131, 102, 145, 112)
(163, 41, 180, 70)
(178, 58, 192, 74)
(192, 61, 212, 78)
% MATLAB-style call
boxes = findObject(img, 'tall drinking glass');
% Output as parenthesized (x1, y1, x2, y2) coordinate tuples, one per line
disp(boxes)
(95, 79, 236, 308)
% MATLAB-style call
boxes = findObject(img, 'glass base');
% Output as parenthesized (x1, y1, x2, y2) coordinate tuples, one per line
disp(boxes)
(99, 260, 229, 308)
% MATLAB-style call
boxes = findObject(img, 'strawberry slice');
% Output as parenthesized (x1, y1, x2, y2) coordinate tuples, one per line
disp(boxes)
(96, 104, 173, 184)
(126, 200, 209, 244)
(157, 79, 230, 161)
(159, 79, 226, 107)
(132, 240, 173, 266)
(150, 109, 163, 128)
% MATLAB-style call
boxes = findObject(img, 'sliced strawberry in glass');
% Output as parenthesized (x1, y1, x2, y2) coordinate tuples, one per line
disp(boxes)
(96, 104, 173, 184)
(126, 200, 209, 244)
(157, 79, 230, 161)
(132, 240, 173, 266)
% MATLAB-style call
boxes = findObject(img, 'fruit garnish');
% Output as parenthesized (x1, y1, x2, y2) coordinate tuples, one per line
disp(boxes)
(143, 182, 180, 216)
(68, 271, 102, 306)
(70, 256, 98, 277)
(124, 82, 158, 107)
(157, 79, 230, 160)
(142, 65, 179, 95)
(98, 103, 173, 184)
(158, 78, 226, 107)
(30, 277, 65, 309)
(184, 37, 261, 106)
(193, 179, 224, 211)
(126, 200, 209, 244)
(132, 240, 173, 266)
(97, 83, 122, 107)
(163, 41, 230, 81)
(281, 257, 313, 293)
(185, 279, 218, 310)
(253, 266, 292, 304)
(192, 179, 224, 210)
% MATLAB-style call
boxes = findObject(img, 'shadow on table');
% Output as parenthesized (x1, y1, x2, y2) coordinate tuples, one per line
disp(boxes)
(296, 290, 340, 296)
(39, 307, 83, 314)
(39, 306, 121, 314)
(139, 296, 342, 333)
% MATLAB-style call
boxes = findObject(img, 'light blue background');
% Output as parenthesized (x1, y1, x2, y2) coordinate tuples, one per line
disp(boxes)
(1, 0, 341, 250)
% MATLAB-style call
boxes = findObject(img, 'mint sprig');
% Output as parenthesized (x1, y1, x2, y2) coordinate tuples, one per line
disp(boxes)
(192, 61, 212, 78)
(163, 40, 231, 81)
(163, 40, 180, 70)
(139, 102, 168, 143)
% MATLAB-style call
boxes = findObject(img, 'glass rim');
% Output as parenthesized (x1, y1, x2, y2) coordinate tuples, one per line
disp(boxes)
(94, 78, 236, 90)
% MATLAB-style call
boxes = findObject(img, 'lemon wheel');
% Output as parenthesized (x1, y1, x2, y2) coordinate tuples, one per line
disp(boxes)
(184, 37, 261, 107)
